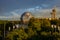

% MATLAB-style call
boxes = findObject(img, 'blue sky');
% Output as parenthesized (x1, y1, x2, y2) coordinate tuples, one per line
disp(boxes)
(0, 0, 60, 19)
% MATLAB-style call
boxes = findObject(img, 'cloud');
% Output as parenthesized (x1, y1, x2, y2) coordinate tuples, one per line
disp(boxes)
(0, 5, 60, 20)
(41, 4, 50, 8)
(26, 6, 42, 12)
(9, 6, 43, 16)
(11, 12, 20, 17)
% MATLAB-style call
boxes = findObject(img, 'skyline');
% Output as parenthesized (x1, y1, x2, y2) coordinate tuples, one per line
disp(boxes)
(0, 0, 60, 20)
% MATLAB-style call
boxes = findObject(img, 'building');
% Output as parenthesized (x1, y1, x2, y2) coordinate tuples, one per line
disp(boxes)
(51, 7, 56, 20)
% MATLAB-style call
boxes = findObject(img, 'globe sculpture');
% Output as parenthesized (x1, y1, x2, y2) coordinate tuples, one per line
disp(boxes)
(21, 12, 33, 24)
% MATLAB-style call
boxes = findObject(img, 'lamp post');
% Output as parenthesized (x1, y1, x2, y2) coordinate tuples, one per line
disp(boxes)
(4, 22, 6, 40)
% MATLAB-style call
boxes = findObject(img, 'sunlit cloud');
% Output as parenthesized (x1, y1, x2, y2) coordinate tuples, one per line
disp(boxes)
(0, 5, 60, 20)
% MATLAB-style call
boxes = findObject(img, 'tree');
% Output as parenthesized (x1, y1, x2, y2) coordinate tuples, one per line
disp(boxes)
(50, 20, 58, 25)
(41, 19, 51, 31)
(6, 27, 28, 40)
(5, 22, 13, 31)
(28, 18, 41, 31)
(56, 20, 60, 26)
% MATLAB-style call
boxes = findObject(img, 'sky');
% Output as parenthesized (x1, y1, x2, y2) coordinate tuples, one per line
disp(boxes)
(0, 0, 60, 20)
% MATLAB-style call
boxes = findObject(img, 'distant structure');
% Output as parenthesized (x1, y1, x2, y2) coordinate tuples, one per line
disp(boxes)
(21, 12, 33, 24)
(51, 7, 56, 19)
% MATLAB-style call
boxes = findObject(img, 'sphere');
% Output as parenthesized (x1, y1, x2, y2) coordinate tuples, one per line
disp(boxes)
(21, 12, 33, 24)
